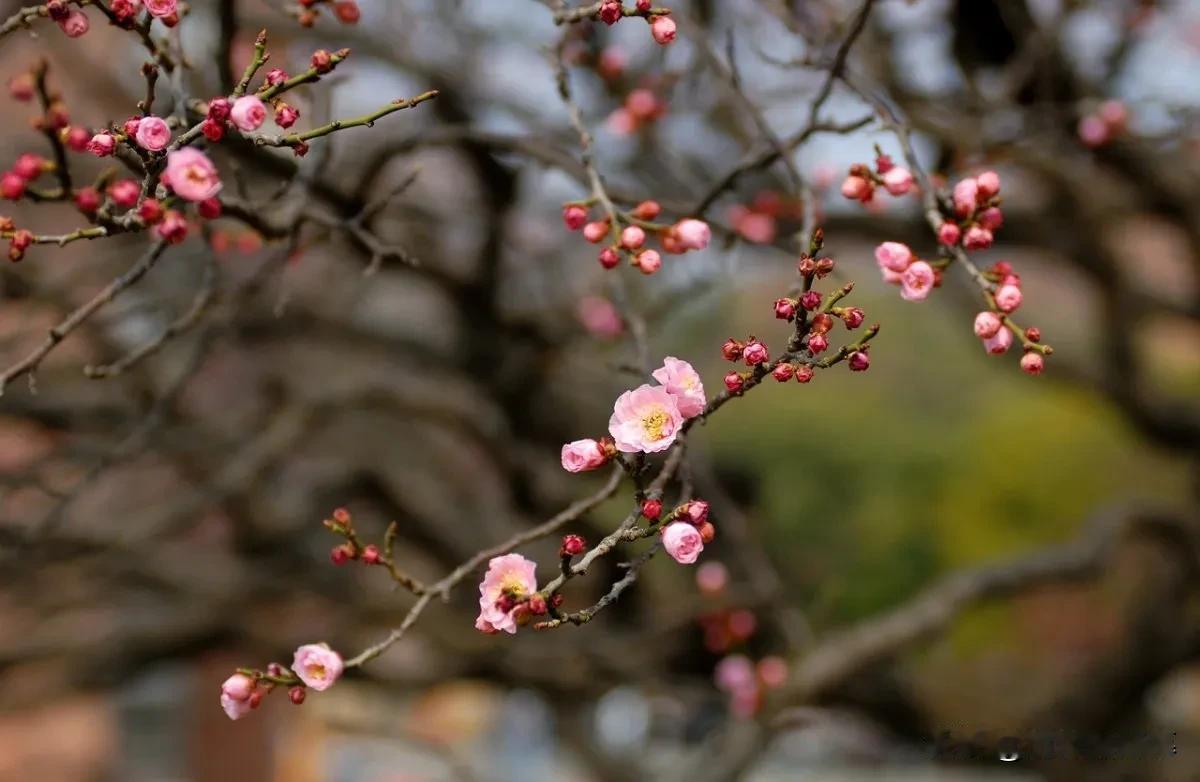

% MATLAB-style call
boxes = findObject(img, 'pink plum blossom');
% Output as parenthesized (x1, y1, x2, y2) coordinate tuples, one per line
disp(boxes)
(145, 0, 177, 17)
(953, 177, 979, 216)
(292, 643, 344, 691)
(874, 241, 913, 272)
(220, 673, 255, 720)
(652, 356, 706, 418)
(976, 170, 1001, 199)
(881, 166, 914, 196)
(561, 438, 609, 473)
(607, 384, 683, 453)
(994, 283, 1022, 313)
(973, 311, 1003, 339)
(650, 16, 676, 45)
(475, 554, 537, 634)
(86, 132, 116, 157)
(984, 327, 1014, 354)
(900, 260, 935, 301)
(662, 521, 703, 564)
(134, 115, 171, 151)
(230, 95, 267, 132)
(673, 218, 711, 251)
(164, 148, 221, 201)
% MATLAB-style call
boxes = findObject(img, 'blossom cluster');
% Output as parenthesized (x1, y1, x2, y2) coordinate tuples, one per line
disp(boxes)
(594, 0, 677, 45)
(220, 643, 344, 720)
(563, 199, 711, 274)
(289, 0, 361, 27)
(1077, 99, 1129, 149)
(841, 151, 915, 204)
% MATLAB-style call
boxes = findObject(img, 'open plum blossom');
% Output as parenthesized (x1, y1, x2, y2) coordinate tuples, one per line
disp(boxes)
(652, 356, 706, 418)
(292, 643, 344, 691)
(900, 260, 935, 301)
(561, 438, 610, 473)
(220, 673, 256, 720)
(608, 384, 684, 453)
(230, 96, 267, 132)
(662, 521, 704, 564)
(475, 554, 537, 634)
(874, 241, 912, 284)
(164, 148, 221, 201)
(134, 115, 171, 151)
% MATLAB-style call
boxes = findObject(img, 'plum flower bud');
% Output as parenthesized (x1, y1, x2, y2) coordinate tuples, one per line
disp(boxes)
(741, 340, 768, 366)
(560, 534, 587, 557)
(1078, 115, 1109, 147)
(900, 260, 935, 302)
(976, 170, 1001, 199)
(578, 295, 623, 338)
(201, 119, 225, 142)
(848, 351, 870, 372)
(58, 10, 89, 37)
(135, 116, 171, 151)
(795, 365, 814, 383)
(662, 522, 703, 565)
(8, 73, 34, 102)
(122, 116, 142, 138)
(697, 521, 716, 544)
(582, 220, 609, 243)
(361, 544, 380, 565)
(994, 284, 1022, 314)
(634, 249, 662, 274)
(650, 16, 676, 45)
(560, 438, 609, 473)
(875, 153, 894, 174)
(1025, 326, 1041, 343)
(938, 221, 961, 246)
(334, 1, 361, 23)
(156, 210, 188, 244)
(774, 298, 796, 321)
(983, 327, 1013, 354)
(772, 363, 795, 382)
(108, 179, 140, 207)
(138, 198, 164, 224)
(696, 561, 728, 594)
(953, 177, 979, 216)
(841, 175, 873, 202)
(977, 206, 1004, 231)
(288, 687, 306, 705)
(807, 333, 829, 355)
(145, 0, 178, 18)
(562, 204, 588, 230)
(265, 68, 289, 86)
(231, 96, 267, 132)
(329, 543, 353, 565)
(1020, 352, 1044, 376)
(721, 338, 743, 362)
(674, 219, 711, 251)
(973, 311, 1003, 339)
(207, 97, 231, 122)
(198, 197, 222, 220)
(599, 0, 621, 25)
(841, 307, 865, 329)
(274, 103, 299, 129)
(64, 126, 91, 151)
(311, 49, 334, 73)
(86, 132, 116, 157)
(683, 500, 709, 525)
(881, 166, 914, 196)
(12, 154, 43, 181)
(598, 247, 620, 269)
(620, 225, 646, 250)
(636, 0, 652, 10)
(1, 172, 25, 200)
(292, 643, 344, 691)
(74, 187, 101, 213)
(641, 499, 663, 520)
(220, 674, 256, 721)
(962, 225, 993, 250)
(723, 371, 745, 393)
(631, 200, 660, 219)
(799, 290, 822, 311)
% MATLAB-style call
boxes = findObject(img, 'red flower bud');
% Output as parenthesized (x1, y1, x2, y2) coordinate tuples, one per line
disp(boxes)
(289, 686, 306, 705)
(721, 338, 744, 362)
(723, 371, 745, 393)
(361, 544, 380, 565)
(641, 499, 662, 520)
(794, 365, 814, 383)
(560, 534, 587, 558)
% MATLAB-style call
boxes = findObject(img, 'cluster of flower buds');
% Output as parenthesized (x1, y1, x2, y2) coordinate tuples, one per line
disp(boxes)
(940, 170, 1003, 251)
(476, 553, 559, 634)
(562, 199, 711, 274)
(727, 190, 806, 245)
(222, 643, 344, 720)
(322, 507, 383, 566)
(1077, 99, 1129, 149)
(659, 499, 714, 564)
(1, 153, 47, 202)
(595, 1, 676, 45)
(972, 260, 1047, 374)
(713, 651, 788, 718)
(607, 87, 666, 135)
(291, 0, 361, 26)
(841, 150, 915, 204)
(1, 217, 33, 263)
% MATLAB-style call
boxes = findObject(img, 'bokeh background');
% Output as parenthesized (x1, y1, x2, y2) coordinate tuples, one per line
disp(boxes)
(0, 0, 1197, 780)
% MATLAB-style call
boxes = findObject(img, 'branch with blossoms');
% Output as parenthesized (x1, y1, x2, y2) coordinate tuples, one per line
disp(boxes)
(0, 4, 435, 393)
